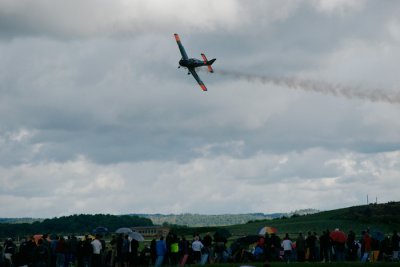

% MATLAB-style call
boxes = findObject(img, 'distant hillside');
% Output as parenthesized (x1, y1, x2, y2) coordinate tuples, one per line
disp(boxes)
(0, 218, 43, 224)
(132, 209, 319, 227)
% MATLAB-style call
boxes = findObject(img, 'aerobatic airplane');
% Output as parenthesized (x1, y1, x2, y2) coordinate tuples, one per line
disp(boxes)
(174, 33, 216, 91)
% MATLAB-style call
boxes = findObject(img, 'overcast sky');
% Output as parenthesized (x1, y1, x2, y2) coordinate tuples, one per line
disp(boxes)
(1, 0, 399, 218)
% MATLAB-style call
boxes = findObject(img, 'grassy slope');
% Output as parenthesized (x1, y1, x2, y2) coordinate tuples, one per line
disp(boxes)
(225, 202, 400, 238)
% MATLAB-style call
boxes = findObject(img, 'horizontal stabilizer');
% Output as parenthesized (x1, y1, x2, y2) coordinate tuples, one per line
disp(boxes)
(201, 53, 215, 73)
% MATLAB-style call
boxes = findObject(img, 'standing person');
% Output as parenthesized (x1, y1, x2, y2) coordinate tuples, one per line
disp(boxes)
(4, 238, 17, 267)
(110, 235, 118, 267)
(370, 236, 380, 262)
(115, 234, 124, 267)
(169, 234, 179, 266)
(392, 231, 400, 261)
(263, 233, 272, 262)
(41, 234, 52, 266)
(201, 233, 212, 264)
(270, 233, 281, 261)
(319, 230, 331, 263)
(150, 239, 157, 266)
(346, 230, 357, 261)
(91, 235, 103, 267)
(155, 236, 167, 267)
(0, 241, 4, 267)
(313, 232, 320, 261)
(18, 237, 33, 267)
(121, 235, 130, 267)
(281, 233, 293, 263)
(191, 236, 203, 264)
(82, 235, 93, 267)
(178, 236, 189, 266)
(34, 239, 51, 267)
(306, 232, 316, 262)
(360, 231, 372, 263)
(55, 236, 67, 267)
(296, 233, 306, 262)
(67, 235, 79, 267)
(130, 238, 139, 267)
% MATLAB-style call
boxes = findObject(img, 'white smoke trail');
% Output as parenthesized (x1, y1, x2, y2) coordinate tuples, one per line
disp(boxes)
(216, 69, 400, 104)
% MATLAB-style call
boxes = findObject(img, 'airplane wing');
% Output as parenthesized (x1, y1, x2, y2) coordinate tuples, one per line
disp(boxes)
(174, 33, 188, 60)
(189, 68, 207, 91)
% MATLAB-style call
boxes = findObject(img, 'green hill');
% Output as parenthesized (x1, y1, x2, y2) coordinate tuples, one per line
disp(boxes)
(225, 202, 400, 238)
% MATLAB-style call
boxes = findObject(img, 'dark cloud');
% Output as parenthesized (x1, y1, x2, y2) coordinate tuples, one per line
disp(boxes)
(0, 1, 399, 216)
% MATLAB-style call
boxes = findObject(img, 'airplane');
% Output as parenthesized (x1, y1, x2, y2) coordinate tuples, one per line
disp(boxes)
(174, 33, 216, 91)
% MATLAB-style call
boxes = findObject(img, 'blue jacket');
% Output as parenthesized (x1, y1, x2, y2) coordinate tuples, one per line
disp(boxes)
(156, 240, 167, 256)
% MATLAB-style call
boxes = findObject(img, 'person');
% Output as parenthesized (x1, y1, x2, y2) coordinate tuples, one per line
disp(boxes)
(155, 236, 167, 267)
(253, 237, 265, 262)
(361, 230, 372, 263)
(0, 241, 4, 267)
(3, 238, 17, 267)
(201, 233, 212, 264)
(270, 233, 281, 261)
(55, 236, 67, 267)
(370, 236, 380, 262)
(281, 233, 293, 263)
(296, 233, 306, 262)
(332, 229, 345, 262)
(110, 235, 118, 267)
(121, 235, 130, 267)
(34, 239, 50, 267)
(263, 233, 272, 262)
(150, 239, 157, 266)
(91, 234, 103, 267)
(18, 237, 33, 267)
(319, 230, 331, 263)
(213, 233, 227, 264)
(130, 238, 139, 267)
(306, 232, 316, 262)
(169, 234, 179, 266)
(392, 230, 400, 261)
(191, 235, 204, 264)
(178, 236, 189, 266)
(116, 234, 124, 267)
(81, 235, 93, 267)
(67, 235, 79, 267)
(346, 230, 357, 261)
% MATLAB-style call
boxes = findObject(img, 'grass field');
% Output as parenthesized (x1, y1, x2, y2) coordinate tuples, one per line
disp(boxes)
(203, 263, 399, 267)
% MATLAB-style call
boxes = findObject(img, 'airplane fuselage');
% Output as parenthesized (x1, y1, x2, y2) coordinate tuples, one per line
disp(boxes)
(179, 58, 206, 69)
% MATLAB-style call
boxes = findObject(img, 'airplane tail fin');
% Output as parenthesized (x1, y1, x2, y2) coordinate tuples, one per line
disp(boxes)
(201, 53, 216, 73)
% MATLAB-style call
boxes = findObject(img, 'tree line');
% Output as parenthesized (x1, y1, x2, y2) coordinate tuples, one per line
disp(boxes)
(0, 214, 153, 238)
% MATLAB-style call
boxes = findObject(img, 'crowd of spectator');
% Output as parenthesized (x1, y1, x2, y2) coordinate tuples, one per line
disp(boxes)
(247, 229, 400, 264)
(1, 229, 399, 267)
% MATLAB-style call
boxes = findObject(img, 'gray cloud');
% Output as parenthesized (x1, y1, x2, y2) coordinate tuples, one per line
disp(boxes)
(0, 1, 399, 217)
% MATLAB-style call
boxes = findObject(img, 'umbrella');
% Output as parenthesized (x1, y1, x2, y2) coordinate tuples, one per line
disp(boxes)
(236, 235, 261, 245)
(93, 227, 109, 235)
(371, 230, 385, 241)
(115, 227, 133, 234)
(214, 228, 231, 241)
(330, 229, 347, 243)
(258, 226, 278, 235)
(129, 231, 144, 241)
